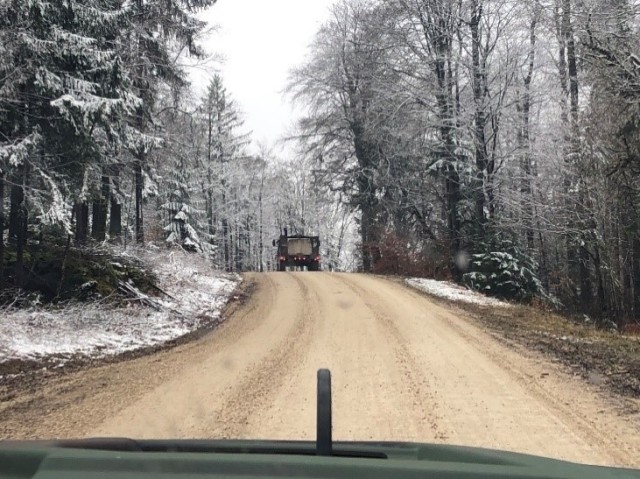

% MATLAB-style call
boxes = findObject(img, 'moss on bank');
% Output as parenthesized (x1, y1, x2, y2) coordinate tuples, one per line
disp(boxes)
(0, 244, 157, 305)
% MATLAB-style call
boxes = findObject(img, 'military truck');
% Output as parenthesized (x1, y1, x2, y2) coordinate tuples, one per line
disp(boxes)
(273, 228, 321, 271)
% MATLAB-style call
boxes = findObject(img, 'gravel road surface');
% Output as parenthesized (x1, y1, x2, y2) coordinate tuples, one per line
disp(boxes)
(2, 272, 639, 467)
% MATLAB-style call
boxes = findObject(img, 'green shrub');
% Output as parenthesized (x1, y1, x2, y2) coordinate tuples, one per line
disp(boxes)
(463, 237, 543, 302)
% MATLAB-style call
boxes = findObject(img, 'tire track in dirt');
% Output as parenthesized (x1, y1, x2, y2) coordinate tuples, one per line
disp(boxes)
(331, 274, 450, 442)
(394, 282, 640, 466)
(237, 272, 434, 442)
(208, 273, 322, 438)
(3, 272, 639, 468)
(344, 274, 640, 467)
(90, 272, 322, 438)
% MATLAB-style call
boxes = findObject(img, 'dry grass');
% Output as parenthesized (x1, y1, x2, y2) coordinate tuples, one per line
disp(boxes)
(475, 304, 640, 397)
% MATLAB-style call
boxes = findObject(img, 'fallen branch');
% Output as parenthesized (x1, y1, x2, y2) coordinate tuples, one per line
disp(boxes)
(117, 281, 164, 311)
(148, 282, 175, 300)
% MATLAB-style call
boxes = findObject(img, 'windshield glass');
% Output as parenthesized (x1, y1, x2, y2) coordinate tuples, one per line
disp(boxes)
(0, 0, 639, 472)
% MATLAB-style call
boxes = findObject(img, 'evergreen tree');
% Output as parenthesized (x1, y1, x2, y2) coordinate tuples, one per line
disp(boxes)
(463, 234, 544, 302)
(198, 75, 249, 271)
(121, 0, 216, 245)
(0, 0, 140, 282)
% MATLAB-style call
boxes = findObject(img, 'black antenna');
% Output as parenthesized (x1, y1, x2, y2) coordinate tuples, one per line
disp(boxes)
(316, 369, 332, 456)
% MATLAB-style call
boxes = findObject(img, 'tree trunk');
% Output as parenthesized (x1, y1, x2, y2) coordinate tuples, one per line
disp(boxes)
(564, 1, 579, 132)
(617, 215, 630, 318)
(8, 176, 24, 244)
(135, 156, 144, 244)
(15, 205, 27, 289)
(614, 218, 623, 317)
(556, 0, 571, 270)
(207, 190, 215, 247)
(537, 216, 550, 291)
(75, 202, 89, 244)
(245, 214, 251, 272)
(519, 120, 535, 251)
(110, 198, 122, 238)
(435, 39, 461, 278)
(360, 206, 373, 273)
(92, 174, 110, 241)
(108, 167, 122, 238)
(593, 242, 606, 312)
(578, 244, 592, 307)
(356, 168, 377, 274)
(259, 189, 264, 273)
(222, 192, 230, 272)
(15, 166, 29, 288)
(352, 119, 378, 273)
(56, 234, 72, 299)
(563, 0, 594, 307)
(235, 208, 242, 272)
(0, 171, 5, 286)
(558, 0, 585, 303)
(520, 13, 538, 252)
(470, 0, 489, 238)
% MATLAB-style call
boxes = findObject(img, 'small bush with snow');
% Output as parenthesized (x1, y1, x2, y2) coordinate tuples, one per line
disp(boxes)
(463, 238, 543, 302)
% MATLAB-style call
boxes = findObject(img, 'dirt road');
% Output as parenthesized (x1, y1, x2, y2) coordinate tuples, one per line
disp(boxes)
(2, 272, 640, 467)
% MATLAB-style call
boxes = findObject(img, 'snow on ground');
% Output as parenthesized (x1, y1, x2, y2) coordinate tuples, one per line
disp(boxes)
(405, 278, 511, 308)
(0, 248, 240, 367)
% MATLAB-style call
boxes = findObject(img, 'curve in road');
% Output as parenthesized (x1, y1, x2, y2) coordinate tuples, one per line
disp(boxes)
(2, 272, 638, 467)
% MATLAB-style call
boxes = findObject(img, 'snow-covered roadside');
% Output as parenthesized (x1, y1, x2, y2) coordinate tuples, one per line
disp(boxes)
(0, 248, 240, 368)
(405, 277, 511, 308)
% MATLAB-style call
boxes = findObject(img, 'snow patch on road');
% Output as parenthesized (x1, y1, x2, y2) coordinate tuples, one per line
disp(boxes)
(406, 278, 511, 308)
(0, 249, 240, 366)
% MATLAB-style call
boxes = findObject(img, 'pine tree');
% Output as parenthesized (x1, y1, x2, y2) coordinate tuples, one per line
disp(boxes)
(0, 0, 141, 283)
(157, 105, 209, 253)
(121, 0, 216, 245)
(198, 75, 249, 271)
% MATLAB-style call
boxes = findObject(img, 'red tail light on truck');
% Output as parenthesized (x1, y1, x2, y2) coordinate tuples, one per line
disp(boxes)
(273, 232, 321, 272)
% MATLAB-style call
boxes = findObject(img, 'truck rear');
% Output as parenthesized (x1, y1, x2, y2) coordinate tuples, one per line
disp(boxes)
(274, 232, 321, 271)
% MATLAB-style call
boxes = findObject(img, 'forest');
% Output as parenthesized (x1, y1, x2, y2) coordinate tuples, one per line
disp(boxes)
(0, 0, 354, 301)
(1, 0, 640, 328)
(289, 0, 640, 327)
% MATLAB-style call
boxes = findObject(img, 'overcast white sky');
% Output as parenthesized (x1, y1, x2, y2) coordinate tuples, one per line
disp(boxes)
(195, 0, 336, 158)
